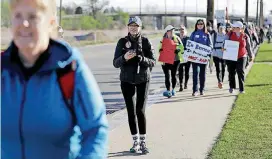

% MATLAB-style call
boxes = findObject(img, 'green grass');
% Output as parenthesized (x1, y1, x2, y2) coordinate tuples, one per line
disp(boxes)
(255, 43, 272, 62)
(207, 64, 272, 159)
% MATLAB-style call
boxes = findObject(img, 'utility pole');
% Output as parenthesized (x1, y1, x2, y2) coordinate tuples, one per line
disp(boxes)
(139, 0, 142, 18)
(207, 0, 214, 25)
(245, 0, 249, 23)
(164, 0, 167, 28)
(256, 0, 259, 26)
(59, 0, 62, 25)
(259, 0, 264, 27)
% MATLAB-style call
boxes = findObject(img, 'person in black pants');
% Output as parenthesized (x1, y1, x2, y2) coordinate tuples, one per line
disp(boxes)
(225, 21, 254, 94)
(159, 25, 184, 98)
(212, 23, 227, 89)
(178, 25, 191, 91)
(162, 61, 180, 93)
(113, 16, 155, 154)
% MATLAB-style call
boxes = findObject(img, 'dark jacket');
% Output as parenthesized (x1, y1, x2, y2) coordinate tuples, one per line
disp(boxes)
(181, 36, 190, 51)
(113, 35, 156, 84)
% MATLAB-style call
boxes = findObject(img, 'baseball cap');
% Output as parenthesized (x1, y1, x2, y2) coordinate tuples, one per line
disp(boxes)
(165, 25, 175, 32)
(231, 21, 244, 28)
(128, 16, 142, 26)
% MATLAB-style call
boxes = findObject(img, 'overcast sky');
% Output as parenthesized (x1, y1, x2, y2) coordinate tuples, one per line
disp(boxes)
(56, 0, 271, 16)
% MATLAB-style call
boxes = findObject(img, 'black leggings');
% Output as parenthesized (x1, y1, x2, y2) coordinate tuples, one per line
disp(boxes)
(162, 61, 180, 91)
(178, 62, 191, 86)
(213, 57, 226, 83)
(226, 57, 247, 91)
(121, 81, 150, 135)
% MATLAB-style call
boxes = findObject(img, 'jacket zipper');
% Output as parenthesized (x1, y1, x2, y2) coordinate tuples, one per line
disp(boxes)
(19, 83, 27, 159)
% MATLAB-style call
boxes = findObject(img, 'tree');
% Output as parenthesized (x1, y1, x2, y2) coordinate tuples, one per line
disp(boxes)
(1, 1, 11, 27)
(86, 0, 109, 19)
(75, 7, 83, 14)
(64, 6, 74, 15)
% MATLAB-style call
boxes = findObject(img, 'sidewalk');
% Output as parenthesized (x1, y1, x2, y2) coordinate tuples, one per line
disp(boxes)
(107, 62, 254, 159)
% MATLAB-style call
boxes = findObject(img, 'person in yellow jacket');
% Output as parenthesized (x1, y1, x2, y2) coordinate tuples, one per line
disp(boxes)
(159, 25, 184, 98)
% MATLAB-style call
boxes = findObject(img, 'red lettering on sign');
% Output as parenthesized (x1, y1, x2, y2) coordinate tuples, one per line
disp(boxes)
(188, 56, 197, 60)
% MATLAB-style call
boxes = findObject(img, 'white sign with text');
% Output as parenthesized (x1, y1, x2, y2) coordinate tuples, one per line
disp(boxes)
(183, 40, 212, 64)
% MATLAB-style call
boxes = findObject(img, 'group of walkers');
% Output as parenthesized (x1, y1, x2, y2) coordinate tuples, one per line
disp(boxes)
(113, 16, 262, 154)
(1, 0, 263, 157)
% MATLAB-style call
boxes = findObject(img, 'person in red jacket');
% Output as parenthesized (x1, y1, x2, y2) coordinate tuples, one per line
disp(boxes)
(226, 21, 254, 94)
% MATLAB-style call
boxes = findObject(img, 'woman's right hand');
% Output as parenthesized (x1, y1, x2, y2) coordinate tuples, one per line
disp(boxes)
(124, 51, 136, 61)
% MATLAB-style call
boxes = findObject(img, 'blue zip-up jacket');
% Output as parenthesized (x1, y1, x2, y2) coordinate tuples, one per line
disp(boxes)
(1, 39, 108, 159)
(189, 30, 213, 48)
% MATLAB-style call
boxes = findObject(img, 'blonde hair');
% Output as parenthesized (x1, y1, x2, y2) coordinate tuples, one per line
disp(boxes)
(10, 0, 58, 39)
(180, 25, 188, 36)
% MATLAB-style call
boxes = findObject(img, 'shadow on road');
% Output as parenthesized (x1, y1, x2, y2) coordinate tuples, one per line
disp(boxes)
(108, 151, 145, 158)
(102, 91, 122, 95)
(156, 93, 237, 104)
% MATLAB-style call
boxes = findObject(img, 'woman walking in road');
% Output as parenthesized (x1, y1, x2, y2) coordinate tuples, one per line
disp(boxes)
(189, 19, 213, 96)
(113, 16, 156, 154)
(159, 25, 184, 97)
(178, 25, 191, 92)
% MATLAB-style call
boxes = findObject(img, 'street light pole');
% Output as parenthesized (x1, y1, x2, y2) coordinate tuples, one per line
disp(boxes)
(259, 0, 264, 27)
(207, 0, 214, 24)
(256, 0, 259, 26)
(164, 0, 167, 28)
(139, 0, 142, 18)
(245, 0, 249, 23)
(59, 0, 62, 25)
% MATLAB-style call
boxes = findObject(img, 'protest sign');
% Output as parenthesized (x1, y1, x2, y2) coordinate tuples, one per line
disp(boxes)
(222, 40, 239, 61)
(215, 10, 226, 25)
(183, 40, 212, 64)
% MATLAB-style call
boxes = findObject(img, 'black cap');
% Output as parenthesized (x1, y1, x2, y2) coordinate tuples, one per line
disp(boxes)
(128, 16, 142, 26)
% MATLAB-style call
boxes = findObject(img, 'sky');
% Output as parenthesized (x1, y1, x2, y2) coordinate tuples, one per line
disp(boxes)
(56, 0, 271, 16)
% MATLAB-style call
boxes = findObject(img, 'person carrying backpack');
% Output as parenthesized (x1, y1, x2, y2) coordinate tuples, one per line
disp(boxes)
(212, 23, 227, 89)
(113, 16, 156, 154)
(1, 0, 108, 159)
(190, 19, 213, 96)
(158, 25, 184, 97)
(225, 21, 254, 94)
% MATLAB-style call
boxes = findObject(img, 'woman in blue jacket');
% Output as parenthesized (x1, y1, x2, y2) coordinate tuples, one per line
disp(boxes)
(190, 19, 213, 96)
(1, 0, 108, 159)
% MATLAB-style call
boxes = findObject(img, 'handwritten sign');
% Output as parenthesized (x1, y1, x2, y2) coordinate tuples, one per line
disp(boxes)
(158, 38, 177, 64)
(215, 10, 226, 25)
(183, 40, 212, 64)
(223, 40, 239, 61)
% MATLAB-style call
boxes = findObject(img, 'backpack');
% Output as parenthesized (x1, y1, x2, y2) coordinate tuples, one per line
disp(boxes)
(56, 61, 77, 122)
(212, 31, 217, 48)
